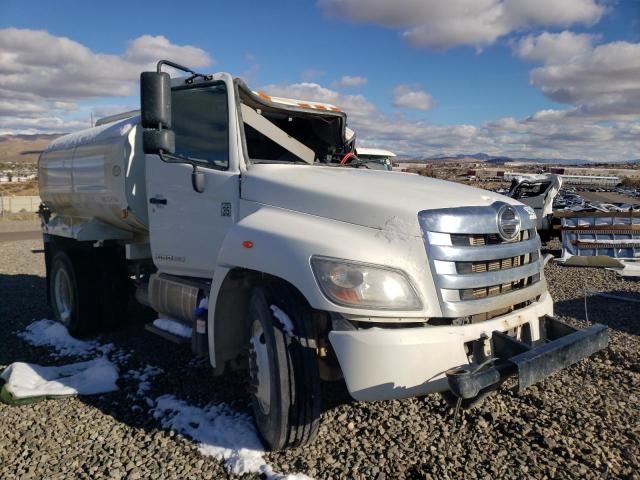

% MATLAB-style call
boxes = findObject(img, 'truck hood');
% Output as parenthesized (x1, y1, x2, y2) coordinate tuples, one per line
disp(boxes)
(242, 164, 518, 237)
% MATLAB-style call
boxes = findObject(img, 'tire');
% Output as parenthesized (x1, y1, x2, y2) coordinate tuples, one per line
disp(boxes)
(49, 249, 101, 336)
(247, 283, 321, 450)
(96, 248, 130, 330)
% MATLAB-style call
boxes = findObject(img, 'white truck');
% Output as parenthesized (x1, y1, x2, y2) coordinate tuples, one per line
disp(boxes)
(38, 60, 607, 450)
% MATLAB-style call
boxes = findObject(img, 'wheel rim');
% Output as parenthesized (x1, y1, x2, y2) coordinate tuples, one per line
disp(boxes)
(54, 267, 73, 325)
(250, 319, 271, 415)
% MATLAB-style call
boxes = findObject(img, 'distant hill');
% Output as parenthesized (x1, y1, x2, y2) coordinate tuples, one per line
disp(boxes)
(398, 152, 640, 165)
(0, 134, 63, 165)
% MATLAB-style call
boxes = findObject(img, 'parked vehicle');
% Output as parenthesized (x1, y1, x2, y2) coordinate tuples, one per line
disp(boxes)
(354, 147, 396, 171)
(507, 174, 562, 240)
(38, 60, 608, 450)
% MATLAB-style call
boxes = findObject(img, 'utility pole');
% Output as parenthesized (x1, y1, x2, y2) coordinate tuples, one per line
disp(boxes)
(90, 111, 94, 128)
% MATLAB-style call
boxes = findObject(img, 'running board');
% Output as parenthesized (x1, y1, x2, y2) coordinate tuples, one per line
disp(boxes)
(144, 323, 190, 345)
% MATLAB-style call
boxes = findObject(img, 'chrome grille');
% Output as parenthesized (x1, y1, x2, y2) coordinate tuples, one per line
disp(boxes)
(419, 202, 545, 318)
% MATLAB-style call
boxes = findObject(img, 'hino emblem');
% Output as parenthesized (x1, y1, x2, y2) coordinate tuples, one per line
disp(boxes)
(497, 204, 521, 241)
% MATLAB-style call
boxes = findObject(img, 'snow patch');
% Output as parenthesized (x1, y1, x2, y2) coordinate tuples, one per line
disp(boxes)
(153, 318, 192, 338)
(152, 395, 312, 479)
(18, 319, 112, 358)
(1, 357, 118, 399)
(125, 364, 164, 397)
(270, 305, 295, 336)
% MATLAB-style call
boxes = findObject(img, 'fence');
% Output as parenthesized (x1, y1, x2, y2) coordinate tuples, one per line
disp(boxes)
(0, 195, 41, 215)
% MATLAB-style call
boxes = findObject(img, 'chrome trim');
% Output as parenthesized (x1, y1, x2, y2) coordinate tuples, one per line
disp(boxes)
(439, 258, 543, 289)
(440, 280, 547, 317)
(419, 202, 545, 318)
(430, 236, 541, 262)
(418, 202, 536, 234)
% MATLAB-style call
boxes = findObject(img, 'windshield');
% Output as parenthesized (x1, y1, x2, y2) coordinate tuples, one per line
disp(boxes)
(238, 85, 352, 166)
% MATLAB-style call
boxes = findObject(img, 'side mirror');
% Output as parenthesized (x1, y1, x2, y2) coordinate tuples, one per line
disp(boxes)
(140, 71, 175, 154)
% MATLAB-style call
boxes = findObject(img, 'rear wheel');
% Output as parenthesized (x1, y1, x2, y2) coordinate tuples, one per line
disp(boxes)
(50, 250, 100, 336)
(247, 284, 321, 450)
(49, 246, 130, 336)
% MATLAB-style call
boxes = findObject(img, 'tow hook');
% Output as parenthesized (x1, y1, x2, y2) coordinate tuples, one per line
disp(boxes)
(445, 316, 608, 400)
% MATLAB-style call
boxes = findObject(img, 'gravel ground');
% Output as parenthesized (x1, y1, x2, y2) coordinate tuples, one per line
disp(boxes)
(0, 239, 639, 479)
(0, 219, 40, 233)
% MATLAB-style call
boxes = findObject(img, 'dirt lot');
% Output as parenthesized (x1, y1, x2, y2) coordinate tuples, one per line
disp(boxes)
(0, 238, 638, 479)
(576, 190, 638, 205)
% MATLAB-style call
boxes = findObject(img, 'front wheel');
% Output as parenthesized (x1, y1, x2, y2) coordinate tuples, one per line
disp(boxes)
(247, 284, 321, 450)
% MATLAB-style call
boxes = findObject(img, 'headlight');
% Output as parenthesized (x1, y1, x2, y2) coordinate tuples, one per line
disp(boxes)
(311, 256, 422, 310)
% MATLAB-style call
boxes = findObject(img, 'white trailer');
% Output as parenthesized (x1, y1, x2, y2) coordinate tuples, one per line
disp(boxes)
(38, 60, 608, 450)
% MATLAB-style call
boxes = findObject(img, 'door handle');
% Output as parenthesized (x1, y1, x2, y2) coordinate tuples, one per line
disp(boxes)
(149, 197, 167, 205)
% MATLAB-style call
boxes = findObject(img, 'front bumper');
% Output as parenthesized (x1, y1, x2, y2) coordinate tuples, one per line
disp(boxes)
(446, 316, 608, 399)
(328, 293, 606, 402)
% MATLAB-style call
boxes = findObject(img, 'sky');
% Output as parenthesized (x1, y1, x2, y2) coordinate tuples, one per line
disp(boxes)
(1, 0, 639, 161)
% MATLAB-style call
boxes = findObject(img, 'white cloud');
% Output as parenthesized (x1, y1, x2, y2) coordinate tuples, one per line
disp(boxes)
(122, 34, 212, 67)
(0, 116, 90, 134)
(393, 84, 434, 110)
(514, 32, 640, 120)
(514, 31, 596, 63)
(300, 68, 325, 82)
(318, 0, 605, 49)
(262, 80, 640, 161)
(339, 75, 368, 87)
(91, 105, 138, 119)
(0, 28, 213, 134)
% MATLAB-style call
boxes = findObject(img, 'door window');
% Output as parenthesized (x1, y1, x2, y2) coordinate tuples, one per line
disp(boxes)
(171, 83, 229, 169)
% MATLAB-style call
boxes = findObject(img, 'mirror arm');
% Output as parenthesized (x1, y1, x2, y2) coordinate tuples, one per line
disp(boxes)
(157, 60, 196, 75)
(156, 60, 212, 84)
(157, 151, 204, 194)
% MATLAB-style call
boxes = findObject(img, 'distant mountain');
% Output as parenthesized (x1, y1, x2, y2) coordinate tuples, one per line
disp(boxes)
(397, 152, 640, 165)
(0, 133, 63, 164)
(0, 133, 62, 143)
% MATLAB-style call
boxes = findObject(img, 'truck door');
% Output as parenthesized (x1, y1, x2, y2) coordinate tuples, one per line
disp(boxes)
(146, 81, 239, 278)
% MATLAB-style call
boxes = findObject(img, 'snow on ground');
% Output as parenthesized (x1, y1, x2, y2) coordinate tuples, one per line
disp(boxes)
(153, 395, 312, 479)
(1, 357, 118, 399)
(270, 305, 295, 336)
(18, 319, 113, 358)
(153, 318, 192, 338)
(15, 319, 313, 478)
(125, 364, 164, 397)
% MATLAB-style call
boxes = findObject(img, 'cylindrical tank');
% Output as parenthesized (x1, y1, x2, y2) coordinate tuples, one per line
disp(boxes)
(39, 115, 148, 234)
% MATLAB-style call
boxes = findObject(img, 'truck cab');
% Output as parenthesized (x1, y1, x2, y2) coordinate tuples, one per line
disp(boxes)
(38, 61, 607, 451)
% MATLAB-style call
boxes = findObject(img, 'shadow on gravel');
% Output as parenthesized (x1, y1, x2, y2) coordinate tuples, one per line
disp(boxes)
(0, 273, 50, 366)
(554, 292, 640, 336)
(1, 270, 358, 463)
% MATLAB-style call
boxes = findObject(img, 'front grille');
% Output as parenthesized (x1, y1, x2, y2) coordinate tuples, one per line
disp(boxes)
(461, 273, 540, 300)
(419, 202, 545, 318)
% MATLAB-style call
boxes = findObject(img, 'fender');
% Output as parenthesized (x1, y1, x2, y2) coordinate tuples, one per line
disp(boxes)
(205, 201, 439, 368)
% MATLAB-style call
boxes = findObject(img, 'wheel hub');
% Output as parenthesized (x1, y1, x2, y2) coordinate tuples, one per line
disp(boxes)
(53, 267, 73, 324)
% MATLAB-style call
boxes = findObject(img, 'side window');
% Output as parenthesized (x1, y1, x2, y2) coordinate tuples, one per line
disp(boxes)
(171, 83, 229, 169)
